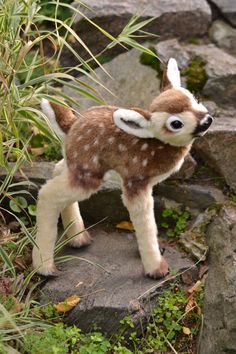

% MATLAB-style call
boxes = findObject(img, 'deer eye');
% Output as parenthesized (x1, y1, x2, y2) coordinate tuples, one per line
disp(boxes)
(166, 116, 184, 132)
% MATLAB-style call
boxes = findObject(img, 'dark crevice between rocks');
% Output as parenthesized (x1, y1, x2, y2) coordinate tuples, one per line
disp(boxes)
(207, 0, 236, 28)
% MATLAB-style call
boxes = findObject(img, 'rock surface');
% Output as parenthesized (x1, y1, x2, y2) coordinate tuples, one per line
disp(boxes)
(199, 205, 236, 354)
(41, 226, 194, 334)
(65, 0, 211, 66)
(194, 117, 236, 193)
(209, 20, 236, 56)
(210, 0, 236, 26)
(63, 48, 160, 111)
(155, 183, 225, 211)
(185, 44, 236, 107)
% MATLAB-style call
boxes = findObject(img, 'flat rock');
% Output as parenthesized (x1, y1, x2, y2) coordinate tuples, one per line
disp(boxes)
(210, 0, 236, 27)
(65, 0, 211, 66)
(63, 48, 161, 111)
(194, 117, 236, 193)
(209, 20, 236, 56)
(41, 226, 194, 334)
(199, 205, 236, 354)
(155, 183, 225, 211)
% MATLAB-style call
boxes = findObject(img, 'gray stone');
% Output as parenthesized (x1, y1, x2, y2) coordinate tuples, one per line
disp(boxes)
(194, 117, 236, 193)
(155, 38, 191, 70)
(41, 226, 194, 334)
(199, 205, 236, 354)
(155, 183, 225, 211)
(0, 161, 54, 185)
(184, 44, 236, 108)
(63, 48, 161, 111)
(68, 0, 211, 65)
(209, 20, 236, 56)
(210, 0, 236, 27)
(179, 208, 218, 261)
(171, 154, 197, 180)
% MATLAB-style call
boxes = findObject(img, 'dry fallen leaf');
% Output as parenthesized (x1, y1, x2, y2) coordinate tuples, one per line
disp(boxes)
(54, 294, 80, 313)
(183, 326, 191, 335)
(187, 280, 202, 294)
(116, 221, 134, 231)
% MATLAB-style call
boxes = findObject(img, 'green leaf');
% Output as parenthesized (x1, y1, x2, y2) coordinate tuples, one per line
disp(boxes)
(9, 196, 28, 213)
(28, 204, 37, 216)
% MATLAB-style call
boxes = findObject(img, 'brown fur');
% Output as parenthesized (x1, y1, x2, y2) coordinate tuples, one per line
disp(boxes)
(65, 106, 190, 197)
(50, 103, 77, 133)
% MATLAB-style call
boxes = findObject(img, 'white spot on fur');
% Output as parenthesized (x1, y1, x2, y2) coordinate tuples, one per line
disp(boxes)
(138, 175, 144, 181)
(141, 143, 148, 151)
(108, 137, 115, 144)
(158, 145, 164, 149)
(115, 128, 120, 133)
(92, 155, 99, 164)
(151, 150, 155, 156)
(74, 151, 78, 159)
(132, 138, 139, 145)
(132, 156, 138, 163)
(127, 181, 133, 188)
(84, 144, 90, 151)
(142, 159, 148, 167)
(118, 144, 127, 152)
(99, 123, 104, 129)
(77, 136, 82, 142)
(83, 163, 89, 169)
(87, 129, 92, 134)
(93, 138, 99, 146)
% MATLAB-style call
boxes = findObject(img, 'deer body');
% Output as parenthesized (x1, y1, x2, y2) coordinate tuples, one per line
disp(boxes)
(32, 59, 213, 278)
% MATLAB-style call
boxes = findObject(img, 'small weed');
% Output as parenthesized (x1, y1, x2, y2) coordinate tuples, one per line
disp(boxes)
(9, 195, 37, 226)
(161, 208, 191, 237)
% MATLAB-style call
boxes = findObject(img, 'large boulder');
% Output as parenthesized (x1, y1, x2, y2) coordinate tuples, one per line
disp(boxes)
(66, 0, 211, 65)
(199, 205, 236, 354)
(210, 0, 236, 27)
(63, 48, 161, 110)
(194, 117, 236, 193)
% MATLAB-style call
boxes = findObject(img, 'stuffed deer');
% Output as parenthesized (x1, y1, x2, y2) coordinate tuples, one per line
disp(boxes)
(32, 58, 213, 279)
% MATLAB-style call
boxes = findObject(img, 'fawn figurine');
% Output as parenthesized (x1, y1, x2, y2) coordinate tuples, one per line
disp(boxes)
(32, 58, 213, 278)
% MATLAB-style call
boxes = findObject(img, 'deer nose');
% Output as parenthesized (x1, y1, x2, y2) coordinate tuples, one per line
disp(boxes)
(200, 115, 213, 130)
(194, 114, 214, 136)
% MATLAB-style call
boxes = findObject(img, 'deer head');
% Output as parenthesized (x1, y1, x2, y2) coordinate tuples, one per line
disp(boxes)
(113, 58, 213, 147)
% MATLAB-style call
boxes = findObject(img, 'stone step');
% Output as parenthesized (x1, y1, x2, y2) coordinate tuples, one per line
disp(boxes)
(41, 225, 196, 334)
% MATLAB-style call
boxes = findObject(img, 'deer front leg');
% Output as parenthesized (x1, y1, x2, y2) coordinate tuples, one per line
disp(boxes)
(122, 183, 169, 279)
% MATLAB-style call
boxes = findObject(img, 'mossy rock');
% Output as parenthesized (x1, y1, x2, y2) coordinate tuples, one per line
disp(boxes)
(182, 57, 207, 93)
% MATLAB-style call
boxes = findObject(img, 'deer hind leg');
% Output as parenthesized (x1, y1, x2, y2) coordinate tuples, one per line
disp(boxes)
(122, 182, 169, 279)
(53, 160, 91, 248)
(33, 165, 99, 276)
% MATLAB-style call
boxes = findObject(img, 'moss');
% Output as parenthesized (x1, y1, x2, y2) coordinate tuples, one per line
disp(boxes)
(139, 48, 162, 78)
(182, 58, 207, 93)
(188, 37, 201, 45)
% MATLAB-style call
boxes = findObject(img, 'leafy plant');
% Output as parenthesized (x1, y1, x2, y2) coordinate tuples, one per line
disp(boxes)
(161, 208, 191, 237)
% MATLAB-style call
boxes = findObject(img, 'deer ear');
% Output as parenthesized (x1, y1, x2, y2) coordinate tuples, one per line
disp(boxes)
(113, 109, 154, 138)
(161, 58, 181, 91)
